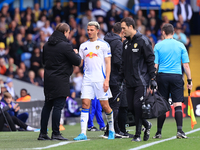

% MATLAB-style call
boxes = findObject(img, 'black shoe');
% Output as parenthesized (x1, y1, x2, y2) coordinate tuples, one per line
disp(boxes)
(143, 121, 152, 141)
(102, 132, 108, 139)
(38, 133, 51, 140)
(152, 133, 162, 139)
(88, 126, 100, 131)
(131, 135, 141, 142)
(100, 126, 107, 131)
(124, 131, 134, 138)
(51, 133, 68, 140)
(177, 131, 188, 139)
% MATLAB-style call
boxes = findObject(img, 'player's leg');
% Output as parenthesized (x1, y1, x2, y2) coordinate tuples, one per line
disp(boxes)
(99, 100, 115, 140)
(170, 74, 187, 139)
(74, 82, 94, 141)
(153, 73, 169, 139)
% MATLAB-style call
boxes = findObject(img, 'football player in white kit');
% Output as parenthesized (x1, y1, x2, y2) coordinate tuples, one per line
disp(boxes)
(74, 21, 115, 140)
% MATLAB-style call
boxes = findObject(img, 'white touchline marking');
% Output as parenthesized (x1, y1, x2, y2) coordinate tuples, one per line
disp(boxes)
(32, 139, 90, 150)
(129, 128, 200, 150)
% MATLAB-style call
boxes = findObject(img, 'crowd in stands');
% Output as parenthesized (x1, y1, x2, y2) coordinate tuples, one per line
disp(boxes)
(0, 0, 195, 100)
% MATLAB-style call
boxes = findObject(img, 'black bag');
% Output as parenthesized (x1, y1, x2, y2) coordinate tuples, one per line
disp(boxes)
(142, 90, 171, 119)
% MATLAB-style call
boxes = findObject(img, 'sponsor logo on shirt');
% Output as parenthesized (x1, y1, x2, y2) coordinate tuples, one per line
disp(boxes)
(86, 52, 98, 58)
(134, 43, 138, 48)
(84, 47, 88, 50)
(96, 45, 100, 50)
(132, 49, 139, 52)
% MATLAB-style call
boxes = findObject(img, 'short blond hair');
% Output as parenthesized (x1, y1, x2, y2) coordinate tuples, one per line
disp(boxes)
(87, 21, 100, 29)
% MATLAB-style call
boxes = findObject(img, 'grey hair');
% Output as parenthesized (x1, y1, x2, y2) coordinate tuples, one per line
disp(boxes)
(87, 21, 100, 29)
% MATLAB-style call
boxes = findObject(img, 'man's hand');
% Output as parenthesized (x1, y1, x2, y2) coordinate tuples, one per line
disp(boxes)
(150, 79, 157, 89)
(73, 49, 78, 54)
(103, 80, 109, 92)
(8, 104, 12, 109)
(187, 79, 192, 90)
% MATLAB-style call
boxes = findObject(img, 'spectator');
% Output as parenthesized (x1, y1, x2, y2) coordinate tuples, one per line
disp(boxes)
(174, 0, 193, 22)
(1, 3, 12, 24)
(1, 92, 29, 123)
(173, 23, 187, 45)
(5, 78, 18, 100)
(24, 33, 36, 53)
(6, 57, 17, 72)
(19, 62, 28, 77)
(92, 0, 106, 19)
(147, 10, 161, 30)
(7, 20, 19, 38)
(0, 57, 7, 75)
(16, 88, 31, 102)
(12, 7, 22, 25)
(107, 17, 116, 32)
(18, 26, 26, 41)
(145, 28, 157, 44)
(97, 16, 108, 33)
(106, 3, 121, 23)
(24, 7, 34, 24)
(9, 33, 28, 66)
(81, 9, 96, 32)
(51, 16, 61, 31)
(6, 30, 14, 48)
(136, 19, 146, 34)
(136, 10, 148, 26)
(161, 0, 174, 22)
(36, 68, 44, 87)
(26, 70, 38, 86)
(148, 18, 158, 35)
(14, 68, 27, 82)
(23, 14, 35, 34)
(191, 86, 200, 97)
(0, 42, 8, 62)
(0, 23, 7, 44)
(5, 65, 16, 78)
(41, 20, 54, 40)
(52, 0, 64, 21)
(30, 47, 42, 76)
(36, 15, 46, 30)
(178, 14, 190, 36)
(64, 0, 77, 22)
(32, 3, 41, 23)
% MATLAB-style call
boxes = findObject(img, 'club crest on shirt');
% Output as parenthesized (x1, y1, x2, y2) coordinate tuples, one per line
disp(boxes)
(134, 43, 138, 48)
(96, 45, 100, 50)
(125, 44, 128, 49)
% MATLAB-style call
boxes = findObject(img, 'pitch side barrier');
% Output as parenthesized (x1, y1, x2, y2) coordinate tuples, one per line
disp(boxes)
(17, 97, 200, 127)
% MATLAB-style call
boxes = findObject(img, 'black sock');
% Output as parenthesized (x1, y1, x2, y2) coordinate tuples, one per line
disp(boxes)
(157, 114, 166, 134)
(175, 106, 182, 132)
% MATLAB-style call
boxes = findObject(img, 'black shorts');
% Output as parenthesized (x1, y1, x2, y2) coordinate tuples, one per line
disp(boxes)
(157, 73, 184, 102)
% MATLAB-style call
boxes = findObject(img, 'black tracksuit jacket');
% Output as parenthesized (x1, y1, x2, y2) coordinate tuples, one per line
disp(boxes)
(121, 31, 156, 88)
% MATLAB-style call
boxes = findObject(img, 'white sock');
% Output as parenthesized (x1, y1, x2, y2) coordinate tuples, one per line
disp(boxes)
(26, 126, 36, 131)
(80, 108, 89, 135)
(106, 111, 114, 132)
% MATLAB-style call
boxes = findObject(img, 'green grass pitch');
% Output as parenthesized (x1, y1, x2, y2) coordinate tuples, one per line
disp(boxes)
(0, 117, 200, 150)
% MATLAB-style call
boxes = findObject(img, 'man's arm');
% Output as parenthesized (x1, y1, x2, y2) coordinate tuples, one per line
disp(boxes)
(183, 63, 192, 90)
(104, 57, 111, 92)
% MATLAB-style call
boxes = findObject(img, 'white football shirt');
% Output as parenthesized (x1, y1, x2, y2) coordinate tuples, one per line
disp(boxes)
(79, 39, 111, 82)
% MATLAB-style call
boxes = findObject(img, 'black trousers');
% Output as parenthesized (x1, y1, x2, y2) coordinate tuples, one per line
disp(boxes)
(40, 97, 66, 135)
(126, 86, 147, 136)
(106, 84, 121, 133)
(118, 107, 128, 133)
(0, 111, 27, 131)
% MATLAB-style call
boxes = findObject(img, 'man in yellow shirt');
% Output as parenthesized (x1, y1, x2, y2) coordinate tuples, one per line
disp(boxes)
(161, 0, 175, 21)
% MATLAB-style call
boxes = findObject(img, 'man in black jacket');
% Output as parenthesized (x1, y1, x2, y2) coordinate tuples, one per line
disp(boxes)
(103, 22, 124, 138)
(38, 23, 81, 140)
(120, 17, 156, 142)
